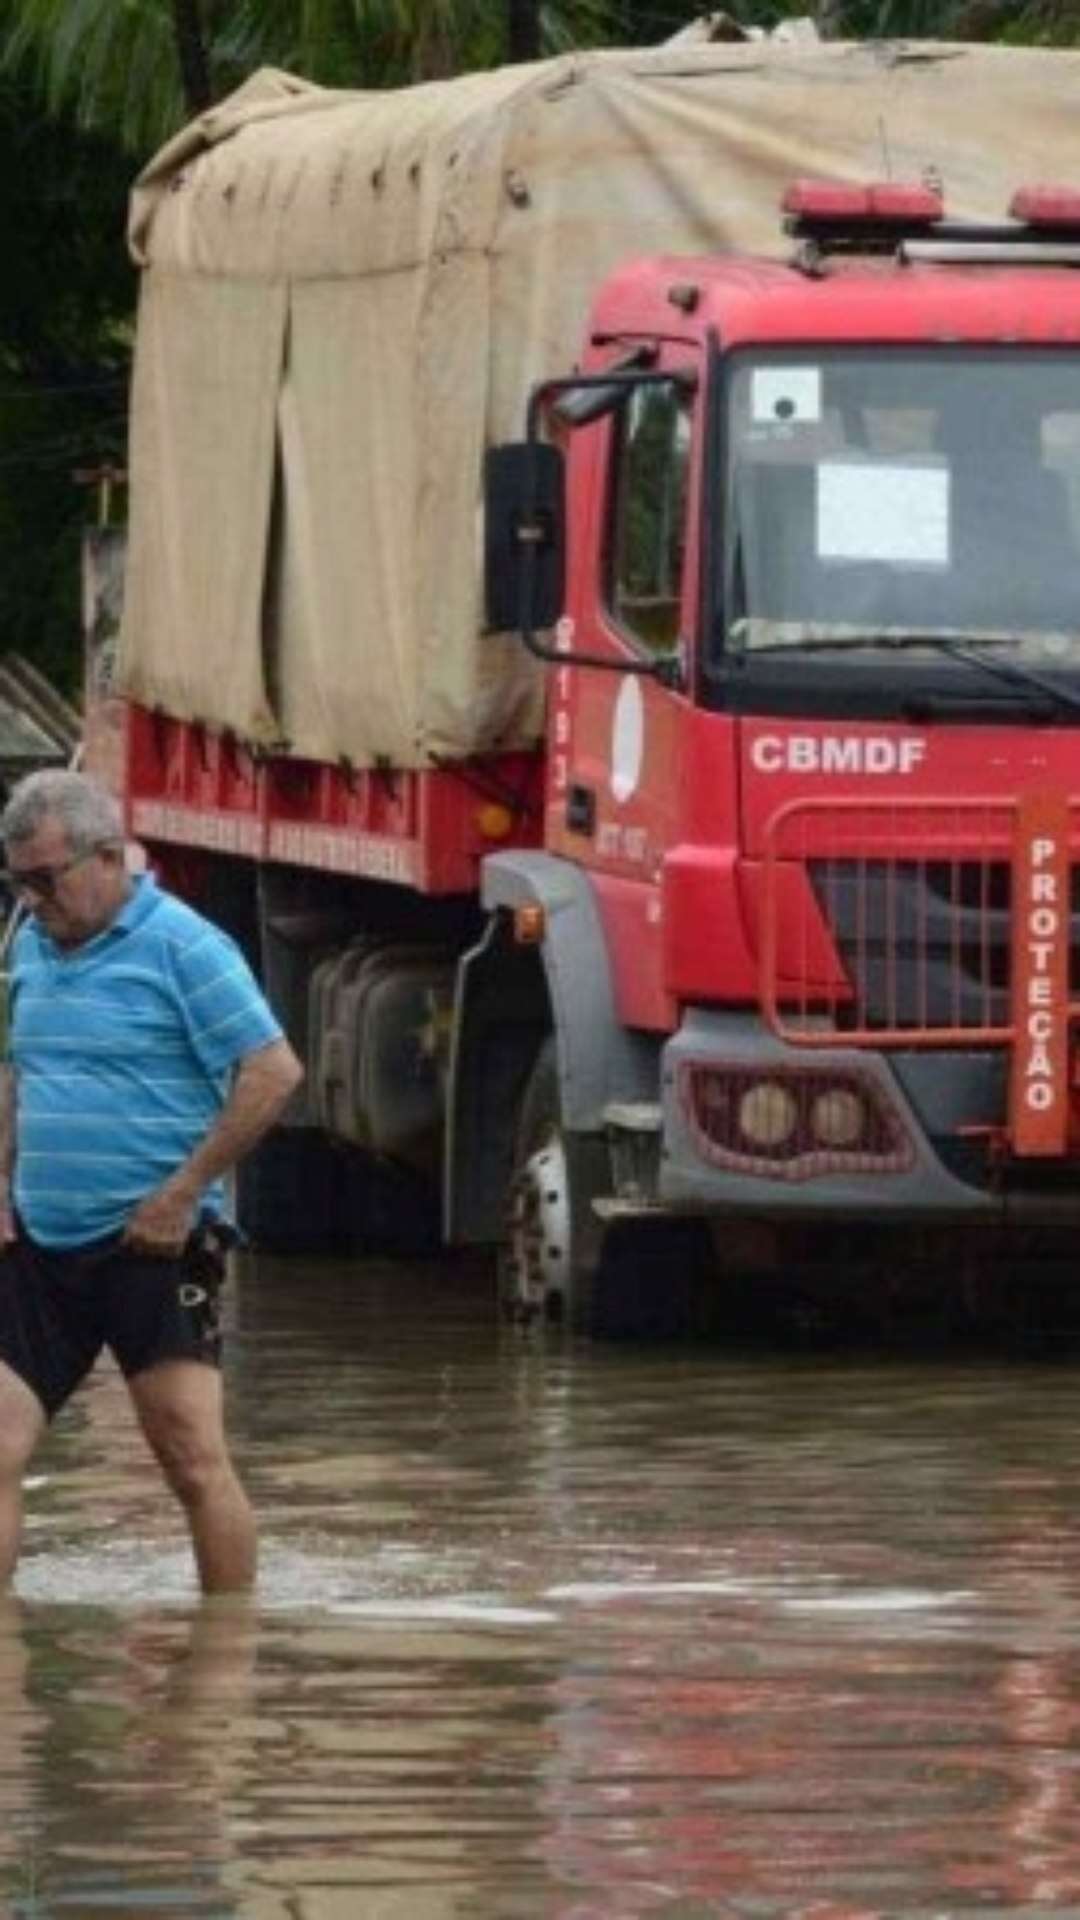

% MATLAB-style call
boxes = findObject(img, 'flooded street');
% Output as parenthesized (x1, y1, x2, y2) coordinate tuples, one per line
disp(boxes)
(4, 1255, 1080, 1916)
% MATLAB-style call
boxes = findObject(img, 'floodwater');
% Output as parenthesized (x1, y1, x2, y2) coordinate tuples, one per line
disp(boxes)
(4, 1258, 1080, 1917)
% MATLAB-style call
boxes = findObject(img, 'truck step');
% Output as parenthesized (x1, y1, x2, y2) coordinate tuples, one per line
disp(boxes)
(602, 1101, 662, 1133)
(593, 1195, 668, 1221)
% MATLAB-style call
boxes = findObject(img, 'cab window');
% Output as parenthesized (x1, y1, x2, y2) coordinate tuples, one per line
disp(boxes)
(607, 382, 692, 654)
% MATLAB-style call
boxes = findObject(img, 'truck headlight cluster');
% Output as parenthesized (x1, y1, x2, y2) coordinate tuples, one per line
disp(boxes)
(682, 1064, 913, 1181)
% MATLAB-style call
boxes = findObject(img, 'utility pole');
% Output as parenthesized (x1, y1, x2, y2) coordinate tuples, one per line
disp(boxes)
(507, 0, 542, 62)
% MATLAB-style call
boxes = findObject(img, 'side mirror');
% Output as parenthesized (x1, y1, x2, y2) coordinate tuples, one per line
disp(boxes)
(484, 443, 565, 633)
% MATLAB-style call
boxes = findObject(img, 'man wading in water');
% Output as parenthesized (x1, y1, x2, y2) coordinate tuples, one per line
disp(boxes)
(0, 770, 302, 1592)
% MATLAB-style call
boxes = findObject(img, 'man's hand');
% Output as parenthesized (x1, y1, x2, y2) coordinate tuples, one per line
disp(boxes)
(122, 1173, 199, 1258)
(121, 1039, 301, 1259)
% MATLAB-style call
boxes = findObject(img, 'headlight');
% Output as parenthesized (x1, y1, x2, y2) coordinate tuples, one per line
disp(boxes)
(738, 1081, 798, 1149)
(682, 1062, 914, 1180)
(810, 1086, 865, 1150)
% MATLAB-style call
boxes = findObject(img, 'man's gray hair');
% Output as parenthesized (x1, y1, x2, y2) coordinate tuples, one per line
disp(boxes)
(1, 769, 123, 854)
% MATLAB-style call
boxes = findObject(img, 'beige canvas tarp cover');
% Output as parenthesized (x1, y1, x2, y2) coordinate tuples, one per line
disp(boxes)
(121, 38, 1080, 768)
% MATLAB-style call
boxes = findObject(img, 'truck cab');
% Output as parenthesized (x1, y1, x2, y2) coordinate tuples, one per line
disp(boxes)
(485, 182, 1080, 1322)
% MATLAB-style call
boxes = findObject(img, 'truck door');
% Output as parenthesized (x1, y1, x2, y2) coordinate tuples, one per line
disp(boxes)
(547, 347, 701, 1028)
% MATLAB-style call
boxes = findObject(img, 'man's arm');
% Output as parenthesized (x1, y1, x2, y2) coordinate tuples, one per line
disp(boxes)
(122, 1038, 303, 1256)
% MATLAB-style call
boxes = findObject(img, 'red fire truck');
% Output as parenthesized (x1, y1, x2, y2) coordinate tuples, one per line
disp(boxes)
(117, 138, 1080, 1330)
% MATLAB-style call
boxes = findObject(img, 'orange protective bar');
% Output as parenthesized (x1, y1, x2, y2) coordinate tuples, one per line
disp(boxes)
(1009, 792, 1071, 1156)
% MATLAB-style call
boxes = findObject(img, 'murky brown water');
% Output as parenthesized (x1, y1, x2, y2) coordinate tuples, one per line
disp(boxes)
(3, 1255, 1080, 1917)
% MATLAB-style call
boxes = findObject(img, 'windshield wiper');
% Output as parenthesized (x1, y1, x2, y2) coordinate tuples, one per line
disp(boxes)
(750, 631, 1080, 719)
(900, 690, 1059, 723)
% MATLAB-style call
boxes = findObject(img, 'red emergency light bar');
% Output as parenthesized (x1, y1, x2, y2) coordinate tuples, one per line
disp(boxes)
(782, 179, 944, 225)
(1009, 184, 1080, 228)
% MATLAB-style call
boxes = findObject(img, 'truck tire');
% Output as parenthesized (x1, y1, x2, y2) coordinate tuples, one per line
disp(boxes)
(499, 1038, 712, 1338)
(588, 1215, 713, 1341)
(499, 1037, 609, 1331)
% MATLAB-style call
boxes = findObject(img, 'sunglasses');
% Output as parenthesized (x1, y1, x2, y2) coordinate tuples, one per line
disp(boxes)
(1, 846, 105, 900)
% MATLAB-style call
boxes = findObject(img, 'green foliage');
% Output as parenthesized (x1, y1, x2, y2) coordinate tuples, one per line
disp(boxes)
(0, 1, 710, 153)
(2, 0, 186, 154)
(0, 0, 808, 703)
(0, 74, 131, 693)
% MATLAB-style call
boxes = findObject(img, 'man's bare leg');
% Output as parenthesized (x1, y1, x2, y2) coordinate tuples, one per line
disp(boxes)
(0, 1363, 46, 1587)
(128, 1360, 256, 1594)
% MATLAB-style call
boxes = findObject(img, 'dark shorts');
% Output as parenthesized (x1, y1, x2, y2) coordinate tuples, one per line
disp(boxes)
(0, 1222, 230, 1420)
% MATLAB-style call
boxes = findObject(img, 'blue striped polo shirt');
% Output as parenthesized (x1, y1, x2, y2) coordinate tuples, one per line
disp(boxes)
(8, 874, 283, 1249)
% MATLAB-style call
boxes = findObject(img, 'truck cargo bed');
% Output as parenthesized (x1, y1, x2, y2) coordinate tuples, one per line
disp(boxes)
(125, 705, 542, 896)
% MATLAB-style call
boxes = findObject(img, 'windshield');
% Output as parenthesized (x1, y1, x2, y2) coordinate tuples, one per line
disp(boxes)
(722, 349, 1080, 664)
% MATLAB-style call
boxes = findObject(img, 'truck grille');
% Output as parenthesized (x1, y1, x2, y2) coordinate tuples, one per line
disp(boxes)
(758, 798, 1078, 1046)
(809, 857, 1072, 1031)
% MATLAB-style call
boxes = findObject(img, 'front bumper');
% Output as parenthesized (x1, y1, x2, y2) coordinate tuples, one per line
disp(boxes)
(657, 1010, 1080, 1226)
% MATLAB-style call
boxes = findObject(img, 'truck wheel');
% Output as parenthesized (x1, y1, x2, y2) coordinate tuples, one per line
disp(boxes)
(499, 1039, 711, 1337)
(499, 1037, 609, 1330)
(588, 1215, 713, 1341)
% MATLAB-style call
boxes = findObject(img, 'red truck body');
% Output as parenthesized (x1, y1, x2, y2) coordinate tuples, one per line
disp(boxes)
(116, 180, 1080, 1330)
(126, 709, 544, 894)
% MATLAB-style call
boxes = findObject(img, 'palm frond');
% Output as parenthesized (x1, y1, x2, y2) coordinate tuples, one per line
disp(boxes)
(2, 0, 724, 151)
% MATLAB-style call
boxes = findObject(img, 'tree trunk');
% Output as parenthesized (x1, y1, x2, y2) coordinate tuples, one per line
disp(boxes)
(507, 0, 542, 61)
(410, 16, 458, 80)
(169, 0, 213, 113)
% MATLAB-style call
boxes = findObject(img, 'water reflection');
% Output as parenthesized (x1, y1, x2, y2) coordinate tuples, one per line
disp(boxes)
(2, 1256, 1080, 1913)
(0, 1598, 254, 1917)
